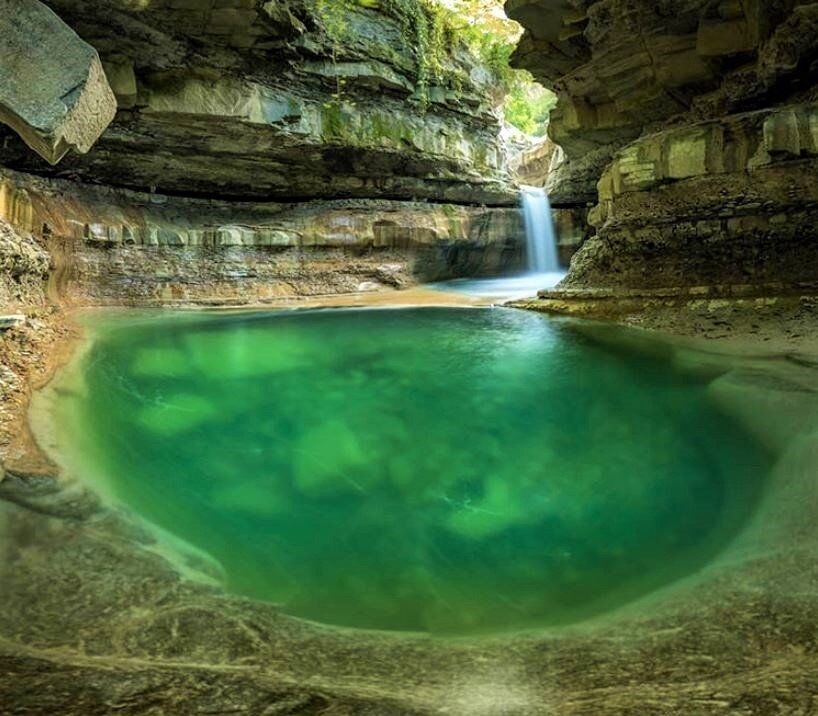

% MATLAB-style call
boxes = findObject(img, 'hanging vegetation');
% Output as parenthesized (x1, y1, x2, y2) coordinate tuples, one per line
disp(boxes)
(308, 0, 556, 133)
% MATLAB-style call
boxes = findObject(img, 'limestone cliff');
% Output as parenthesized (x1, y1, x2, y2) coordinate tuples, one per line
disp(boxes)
(0, 168, 523, 306)
(1, 0, 515, 205)
(0, 0, 531, 309)
(507, 0, 818, 303)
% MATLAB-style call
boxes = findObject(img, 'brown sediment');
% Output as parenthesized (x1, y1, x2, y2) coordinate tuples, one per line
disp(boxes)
(0, 307, 81, 476)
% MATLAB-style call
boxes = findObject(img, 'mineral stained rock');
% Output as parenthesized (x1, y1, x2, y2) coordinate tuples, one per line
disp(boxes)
(0, 169, 527, 304)
(0, 216, 50, 310)
(0, 0, 116, 164)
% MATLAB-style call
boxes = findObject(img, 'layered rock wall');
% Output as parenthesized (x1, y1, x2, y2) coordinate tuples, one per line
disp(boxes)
(0, 0, 516, 204)
(570, 103, 818, 291)
(0, 218, 50, 311)
(507, 0, 818, 306)
(0, 170, 524, 305)
(0, 1, 533, 309)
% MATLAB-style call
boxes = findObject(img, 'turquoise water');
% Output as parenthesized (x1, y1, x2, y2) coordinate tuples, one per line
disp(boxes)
(60, 308, 769, 635)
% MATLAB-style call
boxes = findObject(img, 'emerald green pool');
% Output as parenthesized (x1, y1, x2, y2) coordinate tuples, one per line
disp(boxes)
(58, 308, 769, 635)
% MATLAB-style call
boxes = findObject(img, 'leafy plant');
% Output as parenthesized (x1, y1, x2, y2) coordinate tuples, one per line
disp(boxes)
(308, 0, 557, 131)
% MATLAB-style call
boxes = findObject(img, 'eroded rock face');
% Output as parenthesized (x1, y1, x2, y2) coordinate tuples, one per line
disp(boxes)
(0, 0, 116, 164)
(0, 218, 50, 310)
(507, 0, 818, 298)
(0, 0, 515, 204)
(0, 170, 524, 304)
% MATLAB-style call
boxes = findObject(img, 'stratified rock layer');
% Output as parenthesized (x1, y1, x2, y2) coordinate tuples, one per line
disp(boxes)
(0, 0, 515, 204)
(507, 0, 818, 303)
(0, 170, 524, 304)
(0, 218, 50, 310)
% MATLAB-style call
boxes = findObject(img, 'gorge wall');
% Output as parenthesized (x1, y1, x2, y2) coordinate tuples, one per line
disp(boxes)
(0, 0, 536, 312)
(507, 0, 818, 312)
(0, 169, 523, 307)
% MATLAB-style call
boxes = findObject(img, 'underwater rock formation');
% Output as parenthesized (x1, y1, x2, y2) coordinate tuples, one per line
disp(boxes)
(507, 0, 818, 302)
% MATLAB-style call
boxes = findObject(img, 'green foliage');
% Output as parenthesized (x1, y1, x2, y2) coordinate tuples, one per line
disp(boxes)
(381, 0, 451, 109)
(308, 0, 450, 109)
(312, 0, 350, 42)
(504, 80, 558, 136)
(320, 101, 346, 140)
(308, 0, 557, 132)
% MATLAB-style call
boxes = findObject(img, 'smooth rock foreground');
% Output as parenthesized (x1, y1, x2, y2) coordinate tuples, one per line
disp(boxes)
(0, 0, 115, 164)
(4, 329, 818, 713)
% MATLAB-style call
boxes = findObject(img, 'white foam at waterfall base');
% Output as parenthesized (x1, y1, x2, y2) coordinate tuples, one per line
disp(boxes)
(428, 185, 566, 301)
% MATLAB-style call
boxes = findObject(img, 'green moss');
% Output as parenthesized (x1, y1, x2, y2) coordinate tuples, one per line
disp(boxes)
(440, 203, 463, 237)
(309, 0, 557, 131)
(320, 101, 346, 141)
(368, 110, 415, 146)
(369, 112, 392, 145)
(309, 0, 450, 110)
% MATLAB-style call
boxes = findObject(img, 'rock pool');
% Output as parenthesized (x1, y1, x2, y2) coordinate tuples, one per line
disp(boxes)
(51, 307, 769, 635)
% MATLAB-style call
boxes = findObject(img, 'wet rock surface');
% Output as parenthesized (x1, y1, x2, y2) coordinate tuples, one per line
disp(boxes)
(2, 1, 818, 712)
(4, 321, 818, 713)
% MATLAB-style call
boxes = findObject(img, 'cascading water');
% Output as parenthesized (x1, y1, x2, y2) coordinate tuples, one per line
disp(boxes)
(427, 185, 566, 301)
(521, 185, 560, 274)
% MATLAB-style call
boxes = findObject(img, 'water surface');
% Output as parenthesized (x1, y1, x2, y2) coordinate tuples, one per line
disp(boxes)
(427, 272, 565, 301)
(56, 308, 769, 634)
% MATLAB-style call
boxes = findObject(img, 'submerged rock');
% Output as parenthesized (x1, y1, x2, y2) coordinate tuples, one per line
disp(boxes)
(137, 393, 217, 435)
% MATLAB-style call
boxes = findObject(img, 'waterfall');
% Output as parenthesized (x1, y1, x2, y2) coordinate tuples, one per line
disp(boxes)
(521, 185, 560, 274)
(425, 185, 565, 300)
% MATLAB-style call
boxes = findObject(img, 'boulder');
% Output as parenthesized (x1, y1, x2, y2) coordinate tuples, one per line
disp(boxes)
(0, 0, 116, 164)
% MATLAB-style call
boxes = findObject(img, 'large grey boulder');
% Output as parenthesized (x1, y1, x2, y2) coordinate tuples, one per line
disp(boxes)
(0, 0, 116, 164)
